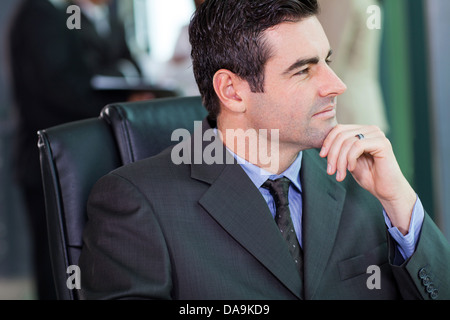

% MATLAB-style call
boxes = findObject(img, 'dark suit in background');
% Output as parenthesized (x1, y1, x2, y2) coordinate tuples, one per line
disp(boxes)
(72, 0, 141, 78)
(79, 119, 450, 300)
(8, 0, 137, 299)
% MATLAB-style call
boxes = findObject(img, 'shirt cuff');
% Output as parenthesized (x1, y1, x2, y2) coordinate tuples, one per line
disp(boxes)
(383, 196, 425, 260)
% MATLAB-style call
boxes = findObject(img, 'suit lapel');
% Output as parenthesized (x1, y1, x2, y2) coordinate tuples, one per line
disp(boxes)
(300, 149, 346, 299)
(196, 164, 303, 299)
(189, 119, 302, 299)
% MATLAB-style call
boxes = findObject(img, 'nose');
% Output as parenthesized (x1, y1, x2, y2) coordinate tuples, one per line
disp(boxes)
(317, 64, 347, 98)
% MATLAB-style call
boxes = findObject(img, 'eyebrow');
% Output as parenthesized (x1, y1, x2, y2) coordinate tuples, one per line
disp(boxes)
(282, 49, 333, 75)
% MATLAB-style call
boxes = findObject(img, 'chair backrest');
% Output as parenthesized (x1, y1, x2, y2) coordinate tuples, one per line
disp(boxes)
(103, 96, 206, 165)
(38, 96, 206, 300)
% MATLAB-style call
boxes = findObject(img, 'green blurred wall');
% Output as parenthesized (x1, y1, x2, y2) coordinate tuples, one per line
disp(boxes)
(380, 0, 435, 218)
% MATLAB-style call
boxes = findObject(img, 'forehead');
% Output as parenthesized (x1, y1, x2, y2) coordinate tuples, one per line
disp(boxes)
(263, 17, 331, 68)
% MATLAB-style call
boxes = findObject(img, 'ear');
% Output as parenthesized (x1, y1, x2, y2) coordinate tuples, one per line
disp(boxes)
(213, 69, 247, 113)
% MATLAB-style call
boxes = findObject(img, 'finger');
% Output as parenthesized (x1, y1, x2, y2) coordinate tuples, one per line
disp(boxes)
(347, 138, 367, 172)
(335, 137, 359, 181)
(320, 124, 360, 158)
(324, 126, 366, 176)
(321, 125, 383, 158)
(347, 134, 388, 172)
(333, 132, 376, 180)
(323, 125, 383, 176)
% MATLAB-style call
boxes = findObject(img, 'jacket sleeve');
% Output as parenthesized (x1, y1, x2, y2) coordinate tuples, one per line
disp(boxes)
(78, 172, 173, 300)
(390, 212, 450, 300)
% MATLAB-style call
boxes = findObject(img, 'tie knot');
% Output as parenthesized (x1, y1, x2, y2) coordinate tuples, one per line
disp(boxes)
(262, 177, 291, 207)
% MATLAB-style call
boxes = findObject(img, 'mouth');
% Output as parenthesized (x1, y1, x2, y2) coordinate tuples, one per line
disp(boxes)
(312, 105, 336, 118)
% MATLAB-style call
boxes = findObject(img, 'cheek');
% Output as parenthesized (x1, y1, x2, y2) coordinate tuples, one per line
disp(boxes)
(283, 96, 314, 127)
(247, 84, 316, 131)
(271, 97, 312, 133)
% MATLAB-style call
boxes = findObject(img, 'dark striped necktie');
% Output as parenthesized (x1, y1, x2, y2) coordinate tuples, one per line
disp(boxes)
(262, 177, 303, 277)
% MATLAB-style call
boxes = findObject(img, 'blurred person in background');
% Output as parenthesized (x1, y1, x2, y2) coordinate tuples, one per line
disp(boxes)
(163, 0, 205, 96)
(8, 0, 151, 299)
(317, 0, 389, 133)
(71, 0, 142, 79)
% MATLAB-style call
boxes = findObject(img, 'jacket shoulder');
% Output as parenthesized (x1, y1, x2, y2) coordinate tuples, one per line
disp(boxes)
(110, 146, 186, 182)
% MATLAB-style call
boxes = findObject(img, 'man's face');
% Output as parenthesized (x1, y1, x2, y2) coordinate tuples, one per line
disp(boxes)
(245, 16, 347, 151)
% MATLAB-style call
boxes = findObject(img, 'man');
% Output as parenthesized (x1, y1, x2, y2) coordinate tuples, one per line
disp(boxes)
(71, 0, 142, 79)
(79, 0, 450, 299)
(9, 0, 148, 299)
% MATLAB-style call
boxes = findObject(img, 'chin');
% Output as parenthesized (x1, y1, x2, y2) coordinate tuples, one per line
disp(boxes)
(309, 139, 326, 150)
(282, 119, 338, 150)
(303, 123, 337, 150)
(323, 121, 337, 137)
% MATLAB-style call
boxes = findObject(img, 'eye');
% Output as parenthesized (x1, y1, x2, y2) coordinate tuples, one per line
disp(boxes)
(326, 59, 333, 65)
(294, 68, 309, 76)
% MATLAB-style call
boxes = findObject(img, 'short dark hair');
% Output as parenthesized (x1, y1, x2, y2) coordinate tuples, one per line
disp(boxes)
(189, 0, 319, 120)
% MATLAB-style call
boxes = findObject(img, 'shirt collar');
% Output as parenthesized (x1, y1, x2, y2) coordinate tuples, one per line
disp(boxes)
(233, 150, 303, 193)
(212, 128, 303, 192)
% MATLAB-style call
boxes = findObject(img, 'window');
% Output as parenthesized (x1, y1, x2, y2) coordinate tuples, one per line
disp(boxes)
(126, 0, 197, 94)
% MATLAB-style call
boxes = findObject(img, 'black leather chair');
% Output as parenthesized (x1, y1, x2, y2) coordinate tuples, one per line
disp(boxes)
(38, 96, 207, 300)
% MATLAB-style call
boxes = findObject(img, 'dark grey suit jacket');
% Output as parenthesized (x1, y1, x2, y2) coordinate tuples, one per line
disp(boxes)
(79, 120, 450, 300)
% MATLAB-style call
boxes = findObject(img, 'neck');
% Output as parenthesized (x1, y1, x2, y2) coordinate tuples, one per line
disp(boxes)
(217, 120, 300, 175)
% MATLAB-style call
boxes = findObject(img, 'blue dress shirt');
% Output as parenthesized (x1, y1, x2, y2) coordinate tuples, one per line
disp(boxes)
(230, 150, 425, 261)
